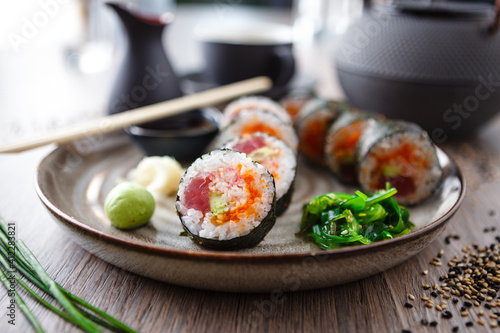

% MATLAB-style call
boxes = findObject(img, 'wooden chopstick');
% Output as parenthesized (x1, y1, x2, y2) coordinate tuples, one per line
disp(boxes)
(0, 76, 272, 153)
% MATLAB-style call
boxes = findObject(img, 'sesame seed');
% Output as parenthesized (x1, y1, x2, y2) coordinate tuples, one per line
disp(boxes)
(408, 294, 415, 301)
(404, 303, 413, 309)
(442, 310, 453, 319)
(452, 326, 459, 332)
(422, 270, 428, 275)
(461, 311, 469, 317)
(429, 321, 438, 327)
(466, 321, 473, 327)
(420, 319, 428, 325)
(491, 321, 498, 328)
(426, 302, 434, 308)
(436, 305, 443, 311)
(421, 296, 430, 301)
(478, 318, 484, 326)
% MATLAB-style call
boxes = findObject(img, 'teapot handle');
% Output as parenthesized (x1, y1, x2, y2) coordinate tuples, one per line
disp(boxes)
(488, 0, 500, 34)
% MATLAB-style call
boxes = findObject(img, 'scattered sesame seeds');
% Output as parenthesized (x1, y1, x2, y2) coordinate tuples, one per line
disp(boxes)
(406, 237, 500, 331)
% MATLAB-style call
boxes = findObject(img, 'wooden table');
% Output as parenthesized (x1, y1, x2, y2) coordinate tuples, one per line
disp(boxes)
(2, 3, 500, 333)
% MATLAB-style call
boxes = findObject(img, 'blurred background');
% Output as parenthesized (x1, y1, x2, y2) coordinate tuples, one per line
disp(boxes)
(1, 0, 495, 145)
(0, 0, 337, 145)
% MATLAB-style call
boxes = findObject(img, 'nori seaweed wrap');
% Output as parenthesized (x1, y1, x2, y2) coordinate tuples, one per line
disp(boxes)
(357, 120, 443, 205)
(296, 98, 350, 165)
(324, 110, 380, 184)
(176, 149, 277, 250)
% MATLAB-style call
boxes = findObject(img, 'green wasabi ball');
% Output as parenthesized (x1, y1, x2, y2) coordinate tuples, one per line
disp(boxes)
(104, 182, 155, 230)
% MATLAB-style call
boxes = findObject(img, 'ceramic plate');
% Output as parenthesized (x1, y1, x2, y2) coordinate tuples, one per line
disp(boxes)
(36, 143, 464, 292)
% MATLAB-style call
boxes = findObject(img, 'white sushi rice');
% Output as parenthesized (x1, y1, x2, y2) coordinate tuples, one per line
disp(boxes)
(176, 149, 275, 241)
(223, 132, 296, 200)
(215, 110, 299, 151)
(359, 132, 442, 205)
(222, 96, 292, 126)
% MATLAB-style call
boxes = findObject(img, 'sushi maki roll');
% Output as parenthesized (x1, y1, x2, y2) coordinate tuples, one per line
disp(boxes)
(280, 87, 315, 125)
(295, 98, 348, 165)
(222, 95, 292, 126)
(357, 120, 443, 205)
(324, 111, 380, 184)
(176, 149, 277, 250)
(223, 132, 297, 216)
(215, 109, 299, 151)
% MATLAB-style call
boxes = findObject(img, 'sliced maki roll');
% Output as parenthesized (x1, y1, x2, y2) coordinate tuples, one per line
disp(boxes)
(223, 132, 297, 216)
(176, 149, 277, 250)
(280, 87, 315, 125)
(324, 111, 380, 184)
(215, 109, 298, 151)
(357, 120, 443, 205)
(295, 98, 348, 165)
(222, 95, 292, 126)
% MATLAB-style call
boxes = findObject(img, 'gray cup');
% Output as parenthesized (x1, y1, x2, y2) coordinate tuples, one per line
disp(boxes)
(195, 22, 295, 87)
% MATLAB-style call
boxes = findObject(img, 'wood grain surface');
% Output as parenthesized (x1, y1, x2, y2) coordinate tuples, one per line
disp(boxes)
(2, 4, 500, 333)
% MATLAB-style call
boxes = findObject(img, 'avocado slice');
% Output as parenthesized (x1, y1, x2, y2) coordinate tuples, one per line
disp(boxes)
(209, 192, 226, 215)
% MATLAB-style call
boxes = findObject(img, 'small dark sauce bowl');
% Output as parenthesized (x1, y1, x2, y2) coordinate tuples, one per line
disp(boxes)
(125, 107, 222, 162)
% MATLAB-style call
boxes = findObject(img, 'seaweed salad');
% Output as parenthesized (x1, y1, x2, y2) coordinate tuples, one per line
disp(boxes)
(298, 185, 414, 249)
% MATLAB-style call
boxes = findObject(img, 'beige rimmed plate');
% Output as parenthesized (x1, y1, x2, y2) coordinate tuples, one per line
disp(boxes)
(36, 143, 464, 292)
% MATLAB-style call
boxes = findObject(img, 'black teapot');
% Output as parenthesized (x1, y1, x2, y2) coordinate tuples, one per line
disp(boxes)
(335, 0, 500, 141)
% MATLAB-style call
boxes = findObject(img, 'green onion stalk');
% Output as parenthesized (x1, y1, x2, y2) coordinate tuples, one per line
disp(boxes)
(0, 216, 138, 333)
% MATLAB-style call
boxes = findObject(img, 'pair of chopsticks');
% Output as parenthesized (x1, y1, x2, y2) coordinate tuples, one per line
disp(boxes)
(0, 76, 272, 154)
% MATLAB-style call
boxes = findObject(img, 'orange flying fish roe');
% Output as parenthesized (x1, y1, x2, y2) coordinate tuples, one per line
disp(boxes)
(211, 164, 262, 225)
